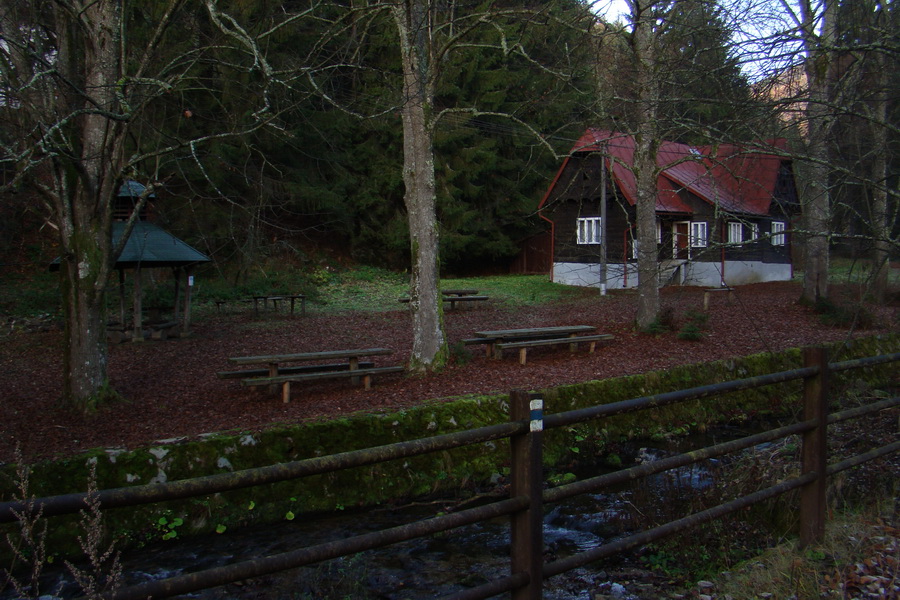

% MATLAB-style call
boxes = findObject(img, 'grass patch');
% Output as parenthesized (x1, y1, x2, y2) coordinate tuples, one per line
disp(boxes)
(313, 269, 591, 313)
(713, 501, 897, 600)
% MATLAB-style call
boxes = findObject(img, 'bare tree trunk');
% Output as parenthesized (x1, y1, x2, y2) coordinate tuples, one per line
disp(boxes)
(631, 0, 661, 329)
(54, 1, 126, 409)
(60, 226, 111, 410)
(799, 0, 836, 304)
(869, 39, 890, 303)
(393, 0, 448, 372)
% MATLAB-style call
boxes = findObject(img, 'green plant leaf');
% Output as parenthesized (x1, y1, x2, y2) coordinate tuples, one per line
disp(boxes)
(216, 524, 227, 534)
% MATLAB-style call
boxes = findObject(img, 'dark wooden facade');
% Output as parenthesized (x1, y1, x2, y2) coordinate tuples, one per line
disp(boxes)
(539, 133, 800, 286)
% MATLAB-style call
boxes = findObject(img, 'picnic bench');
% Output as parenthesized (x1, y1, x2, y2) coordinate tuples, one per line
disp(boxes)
(223, 348, 403, 403)
(399, 289, 490, 310)
(468, 325, 614, 364)
(245, 294, 306, 315)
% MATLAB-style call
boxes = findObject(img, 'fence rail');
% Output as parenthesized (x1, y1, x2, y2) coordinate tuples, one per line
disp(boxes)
(2, 349, 897, 600)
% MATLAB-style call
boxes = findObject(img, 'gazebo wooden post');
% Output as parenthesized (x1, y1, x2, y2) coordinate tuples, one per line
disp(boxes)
(118, 269, 127, 325)
(172, 267, 183, 321)
(131, 266, 144, 342)
(181, 268, 194, 335)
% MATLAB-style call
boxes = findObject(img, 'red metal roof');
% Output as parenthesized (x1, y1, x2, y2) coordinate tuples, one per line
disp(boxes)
(550, 129, 789, 216)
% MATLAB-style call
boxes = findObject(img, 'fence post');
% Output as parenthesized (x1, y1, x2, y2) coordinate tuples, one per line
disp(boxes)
(510, 390, 544, 599)
(800, 346, 829, 547)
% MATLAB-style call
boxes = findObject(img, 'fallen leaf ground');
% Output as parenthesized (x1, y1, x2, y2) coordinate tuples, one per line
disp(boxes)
(1, 280, 895, 466)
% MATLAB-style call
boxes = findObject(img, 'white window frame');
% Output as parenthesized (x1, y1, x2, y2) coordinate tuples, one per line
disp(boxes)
(749, 222, 759, 241)
(656, 221, 662, 244)
(771, 221, 786, 246)
(576, 217, 602, 245)
(690, 221, 708, 248)
(728, 221, 743, 244)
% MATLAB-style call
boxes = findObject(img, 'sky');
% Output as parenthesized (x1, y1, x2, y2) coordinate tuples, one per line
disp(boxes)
(592, 0, 632, 23)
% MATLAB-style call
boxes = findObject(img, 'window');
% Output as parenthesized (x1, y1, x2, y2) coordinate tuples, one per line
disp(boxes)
(690, 221, 708, 247)
(577, 217, 602, 245)
(771, 221, 786, 246)
(656, 221, 662, 244)
(748, 223, 759, 241)
(728, 222, 743, 244)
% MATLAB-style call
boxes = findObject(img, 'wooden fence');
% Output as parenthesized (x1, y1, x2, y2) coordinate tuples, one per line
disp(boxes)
(1, 347, 897, 599)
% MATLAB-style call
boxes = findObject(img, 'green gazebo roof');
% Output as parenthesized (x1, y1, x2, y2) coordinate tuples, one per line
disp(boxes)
(112, 221, 210, 268)
(50, 222, 210, 270)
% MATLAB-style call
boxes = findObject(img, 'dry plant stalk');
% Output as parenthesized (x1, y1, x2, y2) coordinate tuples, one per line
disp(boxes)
(1, 446, 50, 599)
(64, 462, 123, 600)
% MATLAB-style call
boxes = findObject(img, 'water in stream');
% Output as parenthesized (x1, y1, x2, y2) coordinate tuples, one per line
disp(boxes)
(4, 432, 744, 600)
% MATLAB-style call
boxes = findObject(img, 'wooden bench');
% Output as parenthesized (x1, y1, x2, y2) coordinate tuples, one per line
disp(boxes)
(226, 348, 401, 402)
(216, 361, 375, 379)
(496, 334, 615, 365)
(472, 325, 597, 359)
(242, 366, 405, 403)
(399, 295, 489, 309)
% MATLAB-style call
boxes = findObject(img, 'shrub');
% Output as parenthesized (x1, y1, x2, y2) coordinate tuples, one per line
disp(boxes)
(814, 298, 874, 329)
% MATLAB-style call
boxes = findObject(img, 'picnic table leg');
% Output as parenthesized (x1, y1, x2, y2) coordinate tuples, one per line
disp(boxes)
(568, 333, 578, 353)
(349, 357, 360, 385)
(363, 374, 372, 390)
(589, 341, 597, 353)
(518, 348, 528, 365)
(492, 342, 503, 360)
(268, 362, 279, 395)
(282, 381, 291, 403)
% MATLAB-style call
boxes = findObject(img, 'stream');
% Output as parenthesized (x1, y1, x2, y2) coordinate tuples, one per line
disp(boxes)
(4, 427, 760, 600)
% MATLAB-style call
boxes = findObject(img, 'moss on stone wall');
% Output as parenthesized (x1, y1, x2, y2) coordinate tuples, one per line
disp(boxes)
(2, 334, 896, 561)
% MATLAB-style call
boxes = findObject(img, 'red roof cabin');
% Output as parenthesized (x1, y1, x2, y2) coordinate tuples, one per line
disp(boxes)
(537, 129, 800, 289)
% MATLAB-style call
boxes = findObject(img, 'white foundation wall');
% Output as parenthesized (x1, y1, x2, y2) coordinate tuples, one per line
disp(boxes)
(684, 261, 793, 286)
(552, 261, 792, 289)
(552, 262, 639, 289)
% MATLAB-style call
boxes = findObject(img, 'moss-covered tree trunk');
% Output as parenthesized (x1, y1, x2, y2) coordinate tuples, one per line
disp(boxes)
(60, 227, 110, 410)
(51, 1, 125, 410)
(392, 0, 448, 372)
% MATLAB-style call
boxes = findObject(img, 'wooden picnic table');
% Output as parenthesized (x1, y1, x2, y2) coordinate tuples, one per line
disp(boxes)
(246, 294, 306, 315)
(399, 289, 489, 310)
(472, 325, 605, 362)
(228, 348, 399, 402)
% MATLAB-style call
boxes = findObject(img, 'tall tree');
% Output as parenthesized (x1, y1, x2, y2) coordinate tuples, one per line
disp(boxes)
(627, 0, 670, 330)
(594, 0, 760, 328)
(391, 0, 446, 371)
(0, 1, 293, 410)
(310, 1, 595, 372)
(791, 0, 838, 303)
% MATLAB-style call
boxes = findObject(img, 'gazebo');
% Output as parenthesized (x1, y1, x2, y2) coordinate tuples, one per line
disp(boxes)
(107, 220, 211, 341)
(51, 181, 211, 342)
